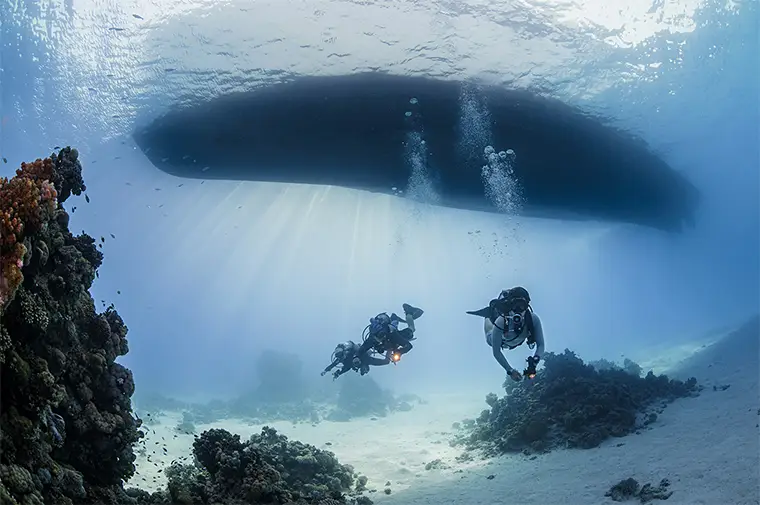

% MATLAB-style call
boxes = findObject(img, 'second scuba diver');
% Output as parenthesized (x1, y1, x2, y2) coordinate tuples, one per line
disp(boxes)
(321, 303, 424, 379)
(466, 286, 545, 382)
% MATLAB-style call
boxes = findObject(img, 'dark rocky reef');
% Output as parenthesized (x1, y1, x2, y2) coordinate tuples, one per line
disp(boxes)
(134, 72, 699, 232)
(127, 427, 372, 505)
(0, 148, 142, 504)
(452, 350, 700, 455)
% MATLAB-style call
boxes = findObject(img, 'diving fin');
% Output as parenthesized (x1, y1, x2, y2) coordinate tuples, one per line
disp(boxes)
(402, 303, 424, 320)
(466, 306, 492, 318)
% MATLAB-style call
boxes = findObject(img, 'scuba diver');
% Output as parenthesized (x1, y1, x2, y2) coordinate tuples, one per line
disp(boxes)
(358, 303, 424, 362)
(320, 341, 390, 379)
(320, 303, 424, 379)
(466, 287, 545, 382)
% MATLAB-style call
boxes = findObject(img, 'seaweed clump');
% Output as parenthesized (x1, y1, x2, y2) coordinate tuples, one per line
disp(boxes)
(129, 427, 372, 505)
(0, 148, 143, 504)
(453, 350, 700, 455)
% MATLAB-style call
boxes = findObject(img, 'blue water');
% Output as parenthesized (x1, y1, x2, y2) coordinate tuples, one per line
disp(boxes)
(1, 0, 757, 403)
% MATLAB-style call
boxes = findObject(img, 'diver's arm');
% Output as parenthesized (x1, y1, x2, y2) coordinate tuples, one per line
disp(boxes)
(333, 364, 351, 377)
(532, 312, 545, 360)
(324, 358, 340, 373)
(490, 316, 515, 373)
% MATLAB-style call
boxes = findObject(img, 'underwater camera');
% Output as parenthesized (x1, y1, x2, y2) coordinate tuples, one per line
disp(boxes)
(523, 356, 540, 380)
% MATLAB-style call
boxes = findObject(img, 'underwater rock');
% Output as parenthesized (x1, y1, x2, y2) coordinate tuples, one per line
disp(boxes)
(0, 147, 142, 504)
(134, 73, 699, 232)
(606, 477, 673, 503)
(452, 350, 700, 455)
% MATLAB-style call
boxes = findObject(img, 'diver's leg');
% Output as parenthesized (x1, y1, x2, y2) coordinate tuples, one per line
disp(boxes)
(402, 303, 424, 332)
(366, 356, 391, 366)
(404, 312, 416, 332)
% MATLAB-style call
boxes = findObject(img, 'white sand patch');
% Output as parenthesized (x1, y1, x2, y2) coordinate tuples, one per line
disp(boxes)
(130, 319, 759, 504)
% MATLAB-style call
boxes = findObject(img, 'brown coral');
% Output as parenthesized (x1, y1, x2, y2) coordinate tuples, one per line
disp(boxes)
(0, 158, 59, 309)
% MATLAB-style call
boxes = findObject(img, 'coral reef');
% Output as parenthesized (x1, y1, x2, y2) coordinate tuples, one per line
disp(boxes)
(0, 147, 377, 505)
(0, 148, 142, 504)
(254, 349, 309, 403)
(328, 374, 407, 421)
(128, 427, 371, 505)
(453, 350, 700, 455)
(174, 412, 196, 435)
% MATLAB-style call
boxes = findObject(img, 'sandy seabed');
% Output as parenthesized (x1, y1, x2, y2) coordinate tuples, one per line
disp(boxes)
(131, 329, 759, 505)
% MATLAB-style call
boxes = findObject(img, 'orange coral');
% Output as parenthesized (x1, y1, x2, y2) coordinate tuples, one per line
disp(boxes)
(0, 158, 59, 309)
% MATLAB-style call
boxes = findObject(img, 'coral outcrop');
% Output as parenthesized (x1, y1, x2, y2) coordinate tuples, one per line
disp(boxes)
(328, 374, 415, 422)
(1, 147, 375, 505)
(453, 350, 700, 455)
(0, 148, 142, 504)
(128, 427, 371, 505)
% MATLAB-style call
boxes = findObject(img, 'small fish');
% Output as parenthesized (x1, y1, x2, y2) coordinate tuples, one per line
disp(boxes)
(200, 180, 205, 184)
(154, 188, 161, 191)
(177, 183, 184, 187)
(164, 68, 176, 72)
(132, 14, 144, 19)
(72, 206, 76, 212)
(2, 157, 6, 163)
(114, 156, 121, 160)
(117, 290, 121, 295)
(54, 146, 60, 149)
(201, 166, 210, 172)
(108, 27, 125, 31)
(125, 182, 132, 186)
(100, 236, 105, 242)
(85, 194, 90, 203)
(110, 233, 115, 239)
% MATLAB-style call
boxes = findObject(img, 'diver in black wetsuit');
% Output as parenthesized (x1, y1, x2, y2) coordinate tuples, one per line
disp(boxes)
(358, 303, 424, 359)
(320, 303, 424, 379)
(320, 340, 391, 379)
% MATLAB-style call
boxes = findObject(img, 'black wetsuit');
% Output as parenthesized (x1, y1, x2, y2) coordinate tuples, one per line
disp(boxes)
(324, 347, 390, 378)
(359, 324, 414, 357)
